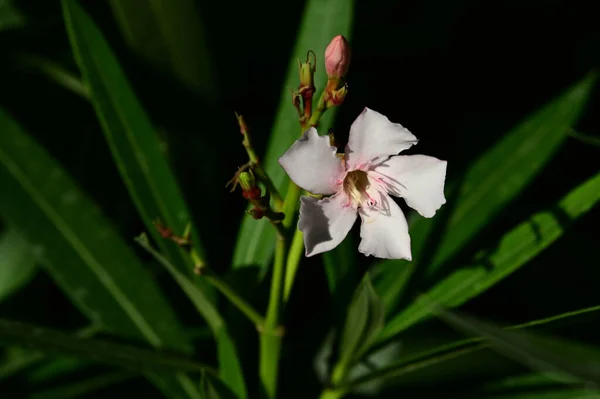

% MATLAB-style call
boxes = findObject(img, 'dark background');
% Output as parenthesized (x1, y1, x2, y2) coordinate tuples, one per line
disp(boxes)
(0, 0, 599, 397)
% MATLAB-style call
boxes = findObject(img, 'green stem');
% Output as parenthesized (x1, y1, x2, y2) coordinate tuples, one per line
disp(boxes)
(283, 227, 304, 302)
(260, 236, 287, 398)
(237, 113, 284, 208)
(309, 90, 327, 128)
(136, 234, 264, 327)
(202, 271, 265, 327)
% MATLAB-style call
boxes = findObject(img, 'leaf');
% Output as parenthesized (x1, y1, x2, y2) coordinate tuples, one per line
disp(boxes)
(338, 275, 385, 373)
(62, 0, 209, 280)
(436, 309, 600, 385)
(108, 0, 217, 98)
(323, 235, 358, 318)
(475, 373, 600, 399)
(27, 371, 136, 399)
(0, 228, 37, 302)
(216, 328, 247, 399)
(373, 73, 597, 311)
(15, 54, 89, 99)
(481, 390, 600, 399)
(0, 318, 213, 374)
(0, 0, 25, 31)
(136, 234, 247, 399)
(0, 324, 100, 381)
(378, 170, 600, 343)
(344, 305, 600, 390)
(201, 371, 240, 399)
(232, 0, 354, 269)
(0, 107, 200, 398)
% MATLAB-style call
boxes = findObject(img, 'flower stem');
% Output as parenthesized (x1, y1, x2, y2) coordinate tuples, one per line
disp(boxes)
(236, 113, 284, 209)
(202, 271, 265, 327)
(259, 236, 287, 398)
(309, 90, 327, 128)
(283, 227, 304, 302)
(136, 233, 265, 328)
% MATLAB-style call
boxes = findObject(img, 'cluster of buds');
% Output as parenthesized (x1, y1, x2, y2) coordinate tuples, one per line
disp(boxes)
(236, 170, 283, 222)
(292, 35, 352, 130)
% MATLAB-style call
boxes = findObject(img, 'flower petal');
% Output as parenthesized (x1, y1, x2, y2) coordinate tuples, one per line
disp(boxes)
(345, 108, 418, 169)
(278, 127, 344, 195)
(358, 192, 411, 260)
(371, 155, 447, 218)
(299, 193, 357, 257)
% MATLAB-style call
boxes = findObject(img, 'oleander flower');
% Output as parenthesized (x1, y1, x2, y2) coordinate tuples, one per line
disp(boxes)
(278, 107, 447, 259)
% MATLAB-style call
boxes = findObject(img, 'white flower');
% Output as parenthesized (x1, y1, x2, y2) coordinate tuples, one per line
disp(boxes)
(278, 108, 447, 260)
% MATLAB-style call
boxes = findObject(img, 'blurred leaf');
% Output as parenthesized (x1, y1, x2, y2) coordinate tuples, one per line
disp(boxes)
(15, 54, 89, 99)
(378, 170, 600, 343)
(27, 356, 90, 384)
(323, 236, 358, 318)
(0, 107, 200, 398)
(216, 328, 247, 399)
(108, 0, 217, 98)
(0, 228, 37, 302)
(436, 309, 600, 385)
(338, 275, 385, 373)
(481, 390, 600, 399)
(345, 304, 600, 390)
(200, 371, 239, 399)
(373, 73, 597, 311)
(0, 0, 25, 31)
(475, 373, 600, 399)
(232, 0, 354, 269)
(27, 371, 136, 399)
(0, 324, 100, 381)
(136, 234, 248, 399)
(62, 0, 209, 280)
(0, 319, 213, 374)
(568, 129, 600, 147)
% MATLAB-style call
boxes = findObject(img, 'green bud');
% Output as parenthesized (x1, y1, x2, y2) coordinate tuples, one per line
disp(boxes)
(298, 51, 316, 89)
(238, 170, 256, 192)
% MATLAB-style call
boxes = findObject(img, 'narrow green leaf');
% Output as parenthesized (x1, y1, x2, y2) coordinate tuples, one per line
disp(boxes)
(232, 0, 354, 269)
(378, 170, 600, 343)
(27, 371, 136, 399)
(0, 108, 199, 398)
(62, 0, 208, 279)
(436, 309, 600, 385)
(201, 371, 239, 399)
(338, 275, 385, 370)
(108, 0, 217, 98)
(136, 234, 247, 399)
(0, 228, 37, 302)
(346, 304, 600, 390)
(324, 236, 358, 318)
(0, 319, 213, 374)
(374, 73, 597, 311)
(216, 328, 247, 399)
(15, 54, 89, 99)
(481, 389, 600, 399)
(0, 324, 100, 381)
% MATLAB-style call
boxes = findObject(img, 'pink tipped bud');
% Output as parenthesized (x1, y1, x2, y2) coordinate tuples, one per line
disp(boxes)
(325, 35, 351, 78)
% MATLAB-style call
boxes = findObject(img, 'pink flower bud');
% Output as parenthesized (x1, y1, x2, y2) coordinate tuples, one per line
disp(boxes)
(325, 35, 351, 78)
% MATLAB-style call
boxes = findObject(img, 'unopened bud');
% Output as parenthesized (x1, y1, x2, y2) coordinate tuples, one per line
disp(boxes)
(298, 51, 316, 91)
(325, 35, 351, 79)
(239, 171, 261, 200)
